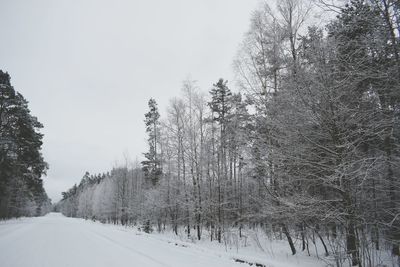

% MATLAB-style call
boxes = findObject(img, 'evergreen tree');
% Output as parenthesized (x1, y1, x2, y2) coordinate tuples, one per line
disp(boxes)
(208, 78, 232, 242)
(328, 0, 400, 260)
(0, 70, 49, 218)
(141, 98, 162, 186)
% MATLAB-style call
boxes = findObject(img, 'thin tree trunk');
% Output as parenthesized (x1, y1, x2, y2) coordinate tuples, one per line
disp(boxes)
(282, 223, 296, 255)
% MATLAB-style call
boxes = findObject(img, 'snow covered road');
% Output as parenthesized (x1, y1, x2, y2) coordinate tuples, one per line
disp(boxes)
(0, 213, 244, 267)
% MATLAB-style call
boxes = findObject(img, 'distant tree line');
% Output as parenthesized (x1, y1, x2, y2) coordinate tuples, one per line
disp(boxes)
(59, 1, 400, 266)
(0, 70, 51, 218)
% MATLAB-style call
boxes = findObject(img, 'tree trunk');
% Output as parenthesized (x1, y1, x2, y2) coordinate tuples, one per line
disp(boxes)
(282, 223, 296, 255)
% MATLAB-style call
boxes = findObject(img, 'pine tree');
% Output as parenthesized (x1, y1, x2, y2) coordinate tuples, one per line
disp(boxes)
(142, 98, 162, 186)
(208, 78, 232, 243)
(0, 70, 49, 218)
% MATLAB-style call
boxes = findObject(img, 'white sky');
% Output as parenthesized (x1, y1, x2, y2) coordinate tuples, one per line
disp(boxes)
(0, 0, 261, 202)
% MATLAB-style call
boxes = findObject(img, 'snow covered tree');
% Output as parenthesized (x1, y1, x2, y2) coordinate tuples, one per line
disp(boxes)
(207, 78, 232, 242)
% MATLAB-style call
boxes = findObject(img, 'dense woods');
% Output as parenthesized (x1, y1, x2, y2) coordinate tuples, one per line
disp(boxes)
(0, 71, 51, 218)
(58, 0, 400, 266)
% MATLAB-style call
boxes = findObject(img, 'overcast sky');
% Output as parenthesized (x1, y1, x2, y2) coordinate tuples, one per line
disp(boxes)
(0, 0, 261, 202)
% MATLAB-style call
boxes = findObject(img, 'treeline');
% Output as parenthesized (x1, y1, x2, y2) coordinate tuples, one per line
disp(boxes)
(57, 168, 144, 224)
(59, 0, 400, 266)
(0, 71, 51, 218)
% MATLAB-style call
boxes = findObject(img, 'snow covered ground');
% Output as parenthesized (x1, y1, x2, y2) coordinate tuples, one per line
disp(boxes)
(0, 213, 326, 267)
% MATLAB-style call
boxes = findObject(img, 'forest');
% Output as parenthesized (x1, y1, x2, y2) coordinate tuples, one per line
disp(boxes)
(56, 0, 400, 266)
